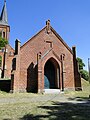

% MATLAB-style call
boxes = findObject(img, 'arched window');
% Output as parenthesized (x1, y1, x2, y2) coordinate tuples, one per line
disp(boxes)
(0, 31, 6, 38)
(3, 31, 5, 38)
(0, 56, 2, 67)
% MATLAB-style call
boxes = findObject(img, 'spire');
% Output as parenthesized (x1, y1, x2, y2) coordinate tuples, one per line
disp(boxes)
(0, 0, 8, 25)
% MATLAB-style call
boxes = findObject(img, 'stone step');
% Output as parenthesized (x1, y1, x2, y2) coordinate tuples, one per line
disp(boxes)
(44, 89, 60, 94)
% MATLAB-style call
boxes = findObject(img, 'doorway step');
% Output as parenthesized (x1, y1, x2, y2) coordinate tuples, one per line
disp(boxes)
(44, 89, 60, 94)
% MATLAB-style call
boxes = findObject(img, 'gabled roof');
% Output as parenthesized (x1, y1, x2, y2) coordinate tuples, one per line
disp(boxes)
(7, 44, 14, 51)
(51, 26, 73, 54)
(21, 24, 73, 54)
(21, 27, 46, 49)
(0, 0, 8, 26)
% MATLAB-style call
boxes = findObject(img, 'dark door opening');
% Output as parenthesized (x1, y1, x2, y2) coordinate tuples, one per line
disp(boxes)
(44, 59, 57, 89)
(0, 79, 11, 92)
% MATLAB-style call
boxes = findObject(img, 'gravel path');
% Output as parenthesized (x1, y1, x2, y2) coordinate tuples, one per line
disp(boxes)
(0, 93, 90, 105)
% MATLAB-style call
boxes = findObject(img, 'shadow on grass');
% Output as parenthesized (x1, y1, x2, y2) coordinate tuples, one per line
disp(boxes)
(20, 96, 90, 120)
(68, 96, 90, 102)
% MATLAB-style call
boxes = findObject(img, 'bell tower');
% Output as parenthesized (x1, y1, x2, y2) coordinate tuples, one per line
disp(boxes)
(0, 0, 10, 41)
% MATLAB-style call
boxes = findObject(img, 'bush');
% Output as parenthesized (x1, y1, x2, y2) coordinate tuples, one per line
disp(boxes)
(80, 69, 89, 81)
(77, 57, 85, 70)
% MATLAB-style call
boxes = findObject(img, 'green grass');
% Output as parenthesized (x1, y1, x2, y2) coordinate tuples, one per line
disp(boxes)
(64, 78, 90, 98)
(0, 79, 90, 120)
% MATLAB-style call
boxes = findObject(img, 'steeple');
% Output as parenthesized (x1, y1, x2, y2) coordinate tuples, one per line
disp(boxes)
(0, 0, 8, 25)
(0, 0, 10, 40)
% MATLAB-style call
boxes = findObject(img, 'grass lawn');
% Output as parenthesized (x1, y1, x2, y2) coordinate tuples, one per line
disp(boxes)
(0, 79, 90, 120)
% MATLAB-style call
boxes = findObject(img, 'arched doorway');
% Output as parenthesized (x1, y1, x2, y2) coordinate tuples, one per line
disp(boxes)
(44, 58, 60, 89)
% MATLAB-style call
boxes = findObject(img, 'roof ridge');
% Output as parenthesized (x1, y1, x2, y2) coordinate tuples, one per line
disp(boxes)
(21, 26, 46, 49)
(21, 23, 73, 54)
(51, 26, 73, 54)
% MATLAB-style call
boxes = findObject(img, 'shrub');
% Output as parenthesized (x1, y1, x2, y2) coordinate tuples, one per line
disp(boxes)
(80, 69, 89, 81)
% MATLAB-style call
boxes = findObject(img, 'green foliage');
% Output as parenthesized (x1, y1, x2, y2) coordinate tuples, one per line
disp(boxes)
(0, 56, 2, 61)
(77, 57, 85, 70)
(77, 57, 89, 81)
(80, 69, 89, 81)
(0, 36, 8, 49)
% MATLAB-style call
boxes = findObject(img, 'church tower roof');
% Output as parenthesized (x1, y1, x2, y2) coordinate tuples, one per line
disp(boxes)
(0, 0, 8, 26)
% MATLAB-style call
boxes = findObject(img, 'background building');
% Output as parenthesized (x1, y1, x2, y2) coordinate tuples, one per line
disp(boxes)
(0, 1, 14, 92)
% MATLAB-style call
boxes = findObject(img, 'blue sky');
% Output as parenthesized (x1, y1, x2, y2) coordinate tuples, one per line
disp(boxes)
(0, 0, 90, 70)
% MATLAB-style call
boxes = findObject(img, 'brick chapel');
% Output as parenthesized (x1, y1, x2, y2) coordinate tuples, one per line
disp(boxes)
(0, 1, 82, 93)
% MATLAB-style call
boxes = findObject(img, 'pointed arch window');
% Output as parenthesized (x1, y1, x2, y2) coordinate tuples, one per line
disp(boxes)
(0, 31, 6, 38)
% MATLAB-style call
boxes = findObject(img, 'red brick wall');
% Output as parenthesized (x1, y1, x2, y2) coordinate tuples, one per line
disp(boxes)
(0, 25, 10, 41)
(0, 51, 4, 69)
(16, 27, 75, 92)
(1, 45, 14, 79)
(0, 23, 13, 79)
(72, 46, 82, 90)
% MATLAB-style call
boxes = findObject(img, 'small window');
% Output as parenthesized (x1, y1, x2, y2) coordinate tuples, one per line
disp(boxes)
(3, 32, 5, 38)
(12, 58, 16, 70)
(46, 41, 52, 49)
(0, 56, 2, 67)
(2, 48, 4, 52)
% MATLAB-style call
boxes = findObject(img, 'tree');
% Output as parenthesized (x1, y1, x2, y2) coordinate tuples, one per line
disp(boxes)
(77, 57, 89, 81)
(80, 69, 89, 81)
(0, 36, 8, 49)
(77, 57, 85, 70)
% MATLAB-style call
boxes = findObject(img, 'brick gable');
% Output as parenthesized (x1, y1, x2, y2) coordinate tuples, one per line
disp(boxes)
(11, 23, 81, 93)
